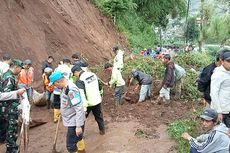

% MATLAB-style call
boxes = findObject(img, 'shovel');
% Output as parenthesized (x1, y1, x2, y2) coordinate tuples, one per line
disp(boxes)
(98, 77, 107, 85)
(122, 87, 133, 101)
(52, 115, 61, 153)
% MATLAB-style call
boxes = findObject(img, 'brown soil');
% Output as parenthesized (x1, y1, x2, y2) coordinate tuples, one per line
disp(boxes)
(0, 1, 194, 152)
(0, 0, 127, 89)
(0, 83, 193, 153)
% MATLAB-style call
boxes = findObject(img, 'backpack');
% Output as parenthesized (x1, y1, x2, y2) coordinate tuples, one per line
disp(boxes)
(174, 64, 186, 80)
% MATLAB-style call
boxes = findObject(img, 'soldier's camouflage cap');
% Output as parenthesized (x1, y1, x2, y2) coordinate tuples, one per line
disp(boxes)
(12, 59, 23, 67)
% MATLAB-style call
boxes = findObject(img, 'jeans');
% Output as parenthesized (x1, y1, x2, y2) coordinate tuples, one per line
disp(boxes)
(139, 84, 151, 102)
(66, 126, 84, 152)
(114, 85, 124, 104)
(18, 84, 33, 101)
(45, 90, 54, 108)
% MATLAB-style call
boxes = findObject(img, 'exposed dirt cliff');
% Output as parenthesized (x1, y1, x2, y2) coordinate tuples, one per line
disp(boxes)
(0, 0, 125, 88)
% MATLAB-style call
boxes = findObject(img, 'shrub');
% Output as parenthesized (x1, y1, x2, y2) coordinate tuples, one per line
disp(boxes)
(123, 52, 212, 100)
(123, 56, 164, 79)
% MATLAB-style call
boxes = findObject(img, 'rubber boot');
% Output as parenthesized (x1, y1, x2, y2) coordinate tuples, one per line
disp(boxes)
(77, 139, 86, 153)
(53, 109, 60, 123)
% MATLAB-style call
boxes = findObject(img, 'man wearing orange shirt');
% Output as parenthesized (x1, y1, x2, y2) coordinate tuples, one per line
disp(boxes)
(18, 59, 34, 102)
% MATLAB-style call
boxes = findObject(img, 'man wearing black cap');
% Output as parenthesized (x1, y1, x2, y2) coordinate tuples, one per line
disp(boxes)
(42, 56, 54, 73)
(129, 69, 152, 103)
(72, 53, 88, 72)
(0, 59, 23, 153)
(181, 108, 229, 153)
(210, 50, 230, 127)
(157, 54, 175, 105)
(71, 65, 105, 135)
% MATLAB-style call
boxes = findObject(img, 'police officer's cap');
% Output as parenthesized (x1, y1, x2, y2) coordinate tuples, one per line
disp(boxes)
(71, 65, 82, 73)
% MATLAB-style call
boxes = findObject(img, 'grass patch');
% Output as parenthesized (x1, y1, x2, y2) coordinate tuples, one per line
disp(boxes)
(168, 108, 203, 153)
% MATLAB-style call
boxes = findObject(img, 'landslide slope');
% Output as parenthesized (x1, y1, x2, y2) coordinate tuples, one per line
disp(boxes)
(0, 0, 124, 87)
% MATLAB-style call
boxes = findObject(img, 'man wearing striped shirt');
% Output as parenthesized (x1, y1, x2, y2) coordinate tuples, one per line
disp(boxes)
(181, 108, 229, 153)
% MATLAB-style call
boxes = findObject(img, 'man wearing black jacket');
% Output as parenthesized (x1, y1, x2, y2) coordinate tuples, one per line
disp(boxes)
(41, 56, 54, 73)
(198, 49, 228, 104)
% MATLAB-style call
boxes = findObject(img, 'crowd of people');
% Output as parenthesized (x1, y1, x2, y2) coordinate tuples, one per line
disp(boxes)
(139, 45, 180, 59)
(0, 46, 230, 153)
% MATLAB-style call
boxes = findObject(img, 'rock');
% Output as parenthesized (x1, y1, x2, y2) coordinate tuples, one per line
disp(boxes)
(33, 90, 46, 106)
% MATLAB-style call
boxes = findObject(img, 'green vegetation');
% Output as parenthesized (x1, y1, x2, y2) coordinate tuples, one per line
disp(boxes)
(185, 17, 199, 42)
(123, 56, 164, 79)
(168, 108, 203, 153)
(204, 15, 230, 45)
(123, 51, 212, 100)
(92, 0, 186, 49)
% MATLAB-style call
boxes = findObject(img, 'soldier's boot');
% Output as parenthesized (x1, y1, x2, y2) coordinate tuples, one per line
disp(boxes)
(53, 109, 60, 123)
(77, 139, 86, 153)
(6, 146, 19, 153)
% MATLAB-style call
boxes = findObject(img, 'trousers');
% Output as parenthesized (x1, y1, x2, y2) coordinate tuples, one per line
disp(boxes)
(0, 101, 19, 153)
(86, 103, 104, 131)
(66, 125, 84, 152)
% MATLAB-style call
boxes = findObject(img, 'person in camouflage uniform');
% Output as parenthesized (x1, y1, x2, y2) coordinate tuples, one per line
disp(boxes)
(0, 59, 23, 153)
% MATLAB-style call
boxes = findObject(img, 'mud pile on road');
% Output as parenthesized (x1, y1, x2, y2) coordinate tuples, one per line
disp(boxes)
(102, 82, 192, 139)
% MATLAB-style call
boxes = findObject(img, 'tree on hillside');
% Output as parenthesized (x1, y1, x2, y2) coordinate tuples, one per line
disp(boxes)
(102, 0, 137, 23)
(184, 17, 199, 43)
(205, 15, 230, 45)
(133, 0, 186, 28)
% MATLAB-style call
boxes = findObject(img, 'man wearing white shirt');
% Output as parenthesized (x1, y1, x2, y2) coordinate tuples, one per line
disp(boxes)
(112, 46, 124, 71)
(210, 51, 230, 127)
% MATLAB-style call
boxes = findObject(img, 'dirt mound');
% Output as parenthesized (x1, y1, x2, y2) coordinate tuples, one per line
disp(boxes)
(0, 0, 126, 88)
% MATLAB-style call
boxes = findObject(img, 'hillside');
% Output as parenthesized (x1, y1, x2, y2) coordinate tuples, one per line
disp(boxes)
(0, 0, 125, 87)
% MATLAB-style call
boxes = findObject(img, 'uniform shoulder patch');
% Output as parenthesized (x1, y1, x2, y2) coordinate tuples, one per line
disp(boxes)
(68, 90, 82, 106)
